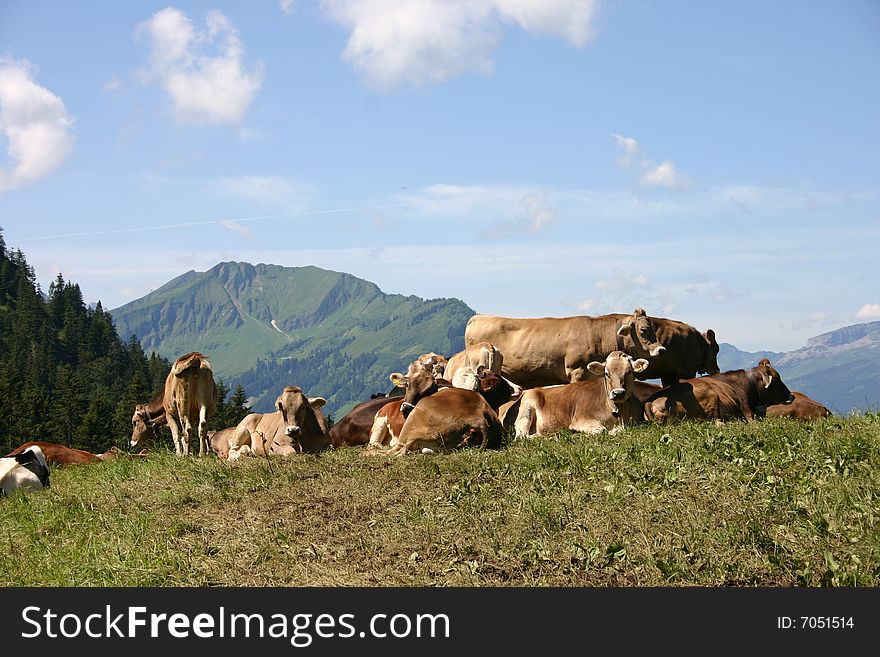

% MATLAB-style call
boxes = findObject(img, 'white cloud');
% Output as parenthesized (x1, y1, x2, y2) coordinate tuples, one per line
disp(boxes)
(0, 57, 75, 193)
(522, 191, 556, 233)
(207, 175, 317, 210)
(611, 133, 638, 167)
(219, 220, 251, 236)
(320, 0, 600, 88)
(856, 303, 880, 320)
(101, 74, 121, 94)
(136, 7, 264, 125)
(611, 134, 692, 191)
(641, 160, 691, 190)
(280, 0, 297, 15)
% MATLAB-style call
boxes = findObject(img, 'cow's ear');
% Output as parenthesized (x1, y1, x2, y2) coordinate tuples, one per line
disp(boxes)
(617, 323, 632, 337)
(587, 361, 605, 376)
(631, 358, 649, 373)
(308, 396, 327, 409)
(389, 372, 408, 387)
(633, 308, 646, 317)
(704, 328, 717, 344)
(275, 399, 284, 412)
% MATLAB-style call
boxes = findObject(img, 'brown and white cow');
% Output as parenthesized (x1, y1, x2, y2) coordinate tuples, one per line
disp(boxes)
(327, 395, 405, 448)
(365, 367, 502, 456)
(765, 391, 832, 421)
(644, 359, 795, 423)
(227, 386, 330, 459)
(513, 351, 650, 439)
(465, 309, 718, 388)
(163, 352, 218, 457)
(366, 366, 518, 451)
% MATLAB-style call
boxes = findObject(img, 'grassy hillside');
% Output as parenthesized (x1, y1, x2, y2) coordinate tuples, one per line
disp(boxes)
(2, 415, 878, 586)
(111, 262, 474, 415)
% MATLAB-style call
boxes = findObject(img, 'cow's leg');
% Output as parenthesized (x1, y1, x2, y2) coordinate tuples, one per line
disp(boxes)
(367, 415, 391, 450)
(198, 405, 209, 456)
(168, 419, 183, 457)
(514, 398, 536, 439)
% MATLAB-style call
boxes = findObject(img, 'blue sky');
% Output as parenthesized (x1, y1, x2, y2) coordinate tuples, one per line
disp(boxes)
(1, 0, 878, 352)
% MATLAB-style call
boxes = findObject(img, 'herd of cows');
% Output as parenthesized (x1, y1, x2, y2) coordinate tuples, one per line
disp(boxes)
(1, 308, 834, 495)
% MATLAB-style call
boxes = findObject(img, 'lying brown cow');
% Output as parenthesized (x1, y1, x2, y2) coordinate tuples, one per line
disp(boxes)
(5, 441, 142, 466)
(365, 367, 502, 456)
(644, 359, 795, 423)
(514, 351, 649, 438)
(367, 367, 517, 451)
(227, 386, 329, 459)
(327, 395, 404, 448)
(765, 391, 832, 420)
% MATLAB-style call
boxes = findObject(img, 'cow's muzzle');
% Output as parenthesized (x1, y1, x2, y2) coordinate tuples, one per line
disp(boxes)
(784, 394, 795, 405)
(401, 402, 416, 418)
(285, 425, 301, 437)
(649, 346, 666, 357)
(609, 388, 627, 401)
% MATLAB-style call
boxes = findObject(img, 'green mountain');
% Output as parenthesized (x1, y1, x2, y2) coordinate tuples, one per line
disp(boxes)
(110, 262, 474, 417)
(718, 321, 880, 414)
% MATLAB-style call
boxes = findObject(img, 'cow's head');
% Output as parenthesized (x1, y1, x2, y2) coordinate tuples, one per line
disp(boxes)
(588, 350, 649, 405)
(475, 365, 522, 411)
(130, 404, 157, 449)
(275, 386, 330, 453)
(406, 352, 448, 379)
(390, 368, 449, 418)
(701, 329, 721, 375)
(753, 359, 795, 407)
(617, 308, 666, 359)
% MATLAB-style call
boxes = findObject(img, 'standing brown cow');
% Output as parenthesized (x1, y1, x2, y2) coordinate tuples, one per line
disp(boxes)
(164, 352, 218, 457)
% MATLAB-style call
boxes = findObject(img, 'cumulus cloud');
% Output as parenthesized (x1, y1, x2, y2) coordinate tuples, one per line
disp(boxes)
(136, 7, 264, 125)
(0, 57, 75, 193)
(280, 0, 297, 15)
(478, 189, 557, 239)
(641, 160, 691, 190)
(320, 0, 600, 88)
(611, 133, 692, 191)
(856, 303, 880, 320)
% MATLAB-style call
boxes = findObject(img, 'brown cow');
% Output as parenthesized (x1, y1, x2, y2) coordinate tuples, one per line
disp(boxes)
(644, 359, 795, 423)
(327, 395, 405, 448)
(6, 442, 145, 465)
(163, 352, 218, 457)
(465, 309, 718, 388)
(365, 367, 502, 456)
(130, 389, 167, 449)
(765, 391, 832, 420)
(513, 351, 650, 438)
(463, 308, 665, 389)
(227, 387, 329, 459)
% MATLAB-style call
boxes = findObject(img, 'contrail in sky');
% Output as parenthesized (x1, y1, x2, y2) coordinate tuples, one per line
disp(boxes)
(13, 203, 414, 242)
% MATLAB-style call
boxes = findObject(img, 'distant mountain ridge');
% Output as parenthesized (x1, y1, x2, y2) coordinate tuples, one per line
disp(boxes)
(111, 262, 474, 416)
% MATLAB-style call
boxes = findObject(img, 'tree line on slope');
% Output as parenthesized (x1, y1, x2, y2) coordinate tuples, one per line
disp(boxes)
(0, 229, 250, 455)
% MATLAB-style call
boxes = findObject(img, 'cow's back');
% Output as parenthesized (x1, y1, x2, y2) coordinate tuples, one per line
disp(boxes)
(464, 314, 621, 388)
(766, 391, 832, 420)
